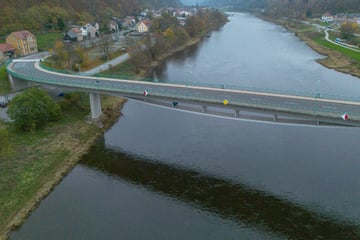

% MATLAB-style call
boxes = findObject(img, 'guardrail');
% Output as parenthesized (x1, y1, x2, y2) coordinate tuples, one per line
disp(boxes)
(7, 59, 360, 120)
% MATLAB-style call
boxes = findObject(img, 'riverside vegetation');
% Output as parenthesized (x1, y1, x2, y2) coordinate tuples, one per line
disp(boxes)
(0, 9, 228, 239)
(0, 90, 125, 239)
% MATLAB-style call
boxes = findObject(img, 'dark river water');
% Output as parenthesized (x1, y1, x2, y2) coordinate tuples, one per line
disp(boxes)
(11, 13, 360, 239)
(153, 13, 360, 100)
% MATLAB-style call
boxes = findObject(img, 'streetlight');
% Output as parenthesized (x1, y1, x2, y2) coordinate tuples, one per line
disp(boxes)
(316, 79, 321, 99)
(96, 80, 100, 91)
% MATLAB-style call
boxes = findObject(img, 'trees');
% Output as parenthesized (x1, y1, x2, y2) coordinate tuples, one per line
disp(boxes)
(340, 22, 359, 40)
(7, 88, 61, 132)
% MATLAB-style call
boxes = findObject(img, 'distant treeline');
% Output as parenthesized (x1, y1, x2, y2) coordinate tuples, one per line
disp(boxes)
(203, 0, 360, 18)
(0, 0, 181, 35)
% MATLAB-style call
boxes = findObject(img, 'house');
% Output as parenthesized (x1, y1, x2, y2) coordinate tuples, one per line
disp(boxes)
(122, 16, 136, 28)
(321, 12, 334, 22)
(108, 20, 119, 32)
(136, 20, 151, 33)
(0, 43, 15, 61)
(334, 13, 360, 24)
(81, 23, 99, 38)
(6, 30, 38, 56)
(64, 28, 83, 42)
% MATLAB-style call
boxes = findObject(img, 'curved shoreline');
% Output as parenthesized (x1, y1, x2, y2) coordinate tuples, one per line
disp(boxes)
(1, 99, 126, 240)
(259, 15, 360, 79)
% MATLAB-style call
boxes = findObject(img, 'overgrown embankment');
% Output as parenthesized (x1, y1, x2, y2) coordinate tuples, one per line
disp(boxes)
(0, 94, 125, 240)
(0, 66, 11, 95)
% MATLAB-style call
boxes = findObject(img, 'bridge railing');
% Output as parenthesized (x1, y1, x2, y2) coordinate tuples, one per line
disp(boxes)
(33, 61, 360, 103)
(93, 73, 360, 103)
(7, 61, 360, 119)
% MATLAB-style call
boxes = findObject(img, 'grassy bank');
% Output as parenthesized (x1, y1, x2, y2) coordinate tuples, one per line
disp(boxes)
(0, 94, 125, 239)
(36, 32, 63, 52)
(0, 66, 11, 95)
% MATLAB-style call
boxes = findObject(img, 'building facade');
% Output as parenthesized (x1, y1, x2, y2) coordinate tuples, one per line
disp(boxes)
(6, 30, 38, 56)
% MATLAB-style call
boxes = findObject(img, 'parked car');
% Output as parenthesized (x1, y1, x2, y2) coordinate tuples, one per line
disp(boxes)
(0, 102, 8, 108)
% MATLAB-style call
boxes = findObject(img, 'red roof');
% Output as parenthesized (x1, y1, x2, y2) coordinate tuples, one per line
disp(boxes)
(142, 20, 151, 26)
(0, 43, 15, 52)
(71, 28, 82, 33)
(10, 30, 35, 40)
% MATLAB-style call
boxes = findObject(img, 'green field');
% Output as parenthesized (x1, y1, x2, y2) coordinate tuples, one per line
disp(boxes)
(36, 32, 63, 51)
(314, 35, 360, 62)
(0, 93, 123, 238)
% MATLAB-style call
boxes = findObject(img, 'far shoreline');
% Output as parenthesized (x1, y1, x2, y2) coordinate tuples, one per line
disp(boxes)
(258, 14, 360, 79)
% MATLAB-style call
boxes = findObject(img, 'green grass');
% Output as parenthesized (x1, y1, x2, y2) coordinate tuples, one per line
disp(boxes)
(0, 95, 91, 236)
(103, 61, 136, 77)
(36, 32, 63, 51)
(0, 65, 11, 94)
(0, 94, 123, 237)
(313, 35, 360, 62)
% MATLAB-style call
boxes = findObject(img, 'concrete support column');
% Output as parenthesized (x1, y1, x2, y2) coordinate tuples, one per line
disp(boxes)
(235, 109, 240, 118)
(202, 105, 208, 113)
(273, 114, 278, 122)
(8, 74, 30, 91)
(89, 92, 102, 119)
(8, 74, 14, 89)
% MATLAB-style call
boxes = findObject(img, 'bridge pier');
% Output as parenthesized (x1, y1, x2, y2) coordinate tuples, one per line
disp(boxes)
(202, 105, 208, 113)
(273, 114, 278, 122)
(89, 93, 102, 119)
(8, 74, 31, 91)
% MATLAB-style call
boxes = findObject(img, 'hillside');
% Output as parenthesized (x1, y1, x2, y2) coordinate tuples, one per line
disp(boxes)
(0, 0, 182, 35)
(203, 0, 360, 16)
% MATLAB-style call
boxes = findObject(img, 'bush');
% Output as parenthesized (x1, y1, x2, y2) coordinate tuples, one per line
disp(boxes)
(7, 88, 61, 131)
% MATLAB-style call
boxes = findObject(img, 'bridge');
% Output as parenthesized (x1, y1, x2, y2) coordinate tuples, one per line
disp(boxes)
(5, 54, 360, 126)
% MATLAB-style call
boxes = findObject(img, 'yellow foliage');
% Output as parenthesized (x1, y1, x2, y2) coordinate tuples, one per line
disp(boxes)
(163, 28, 175, 39)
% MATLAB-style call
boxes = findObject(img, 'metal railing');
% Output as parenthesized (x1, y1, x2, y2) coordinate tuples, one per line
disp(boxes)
(7, 60, 360, 119)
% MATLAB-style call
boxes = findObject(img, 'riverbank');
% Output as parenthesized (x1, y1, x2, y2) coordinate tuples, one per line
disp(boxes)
(259, 15, 360, 79)
(104, 35, 206, 78)
(0, 96, 126, 240)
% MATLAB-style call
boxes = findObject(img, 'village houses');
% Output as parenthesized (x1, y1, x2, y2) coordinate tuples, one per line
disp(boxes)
(322, 12, 360, 25)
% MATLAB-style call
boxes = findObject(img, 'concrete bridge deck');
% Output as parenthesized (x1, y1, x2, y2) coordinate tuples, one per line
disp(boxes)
(5, 55, 360, 126)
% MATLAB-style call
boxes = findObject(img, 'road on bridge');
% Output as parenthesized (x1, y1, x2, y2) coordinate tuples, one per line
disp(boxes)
(7, 54, 360, 123)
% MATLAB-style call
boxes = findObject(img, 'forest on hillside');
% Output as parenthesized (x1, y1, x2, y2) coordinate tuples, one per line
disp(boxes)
(0, 0, 181, 35)
(203, 0, 360, 18)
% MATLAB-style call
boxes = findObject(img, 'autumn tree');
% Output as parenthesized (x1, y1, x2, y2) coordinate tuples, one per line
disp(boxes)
(151, 13, 179, 32)
(128, 44, 153, 73)
(340, 22, 359, 40)
(185, 15, 206, 37)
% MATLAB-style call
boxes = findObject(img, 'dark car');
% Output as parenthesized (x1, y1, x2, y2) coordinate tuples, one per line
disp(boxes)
(0, 102, 8, 108)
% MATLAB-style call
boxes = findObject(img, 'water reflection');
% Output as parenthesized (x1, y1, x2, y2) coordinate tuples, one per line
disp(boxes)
(82, 138, 360, 240)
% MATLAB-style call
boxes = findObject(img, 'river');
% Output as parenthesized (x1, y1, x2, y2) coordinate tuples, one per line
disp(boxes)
(11, 13, 360, 239)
